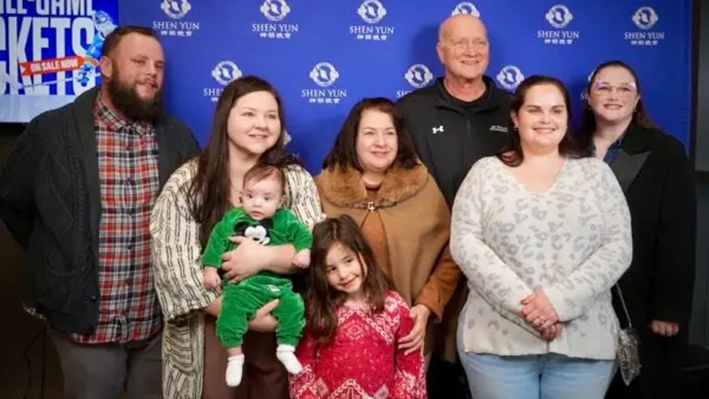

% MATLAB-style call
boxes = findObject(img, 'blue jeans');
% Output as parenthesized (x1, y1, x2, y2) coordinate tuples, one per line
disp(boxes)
(457, 328, 615, 399)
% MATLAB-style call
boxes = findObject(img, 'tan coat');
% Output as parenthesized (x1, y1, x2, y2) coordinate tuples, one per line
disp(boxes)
(315, 163, 460, 361)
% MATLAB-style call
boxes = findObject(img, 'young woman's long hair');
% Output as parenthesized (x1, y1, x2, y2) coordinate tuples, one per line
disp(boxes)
(306, 215, 392, 343)
(187, 75, 302, 246)
(575, 60, 658, 155)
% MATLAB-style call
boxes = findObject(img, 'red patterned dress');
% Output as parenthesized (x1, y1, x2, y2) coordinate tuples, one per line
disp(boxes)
(289, 290, 427, 399)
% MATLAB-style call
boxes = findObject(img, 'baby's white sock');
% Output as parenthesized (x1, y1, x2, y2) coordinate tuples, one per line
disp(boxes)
(276, 344, 303, 374)
(225, 354, 245, 387)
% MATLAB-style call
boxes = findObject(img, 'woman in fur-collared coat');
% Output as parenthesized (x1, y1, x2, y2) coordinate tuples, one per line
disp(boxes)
(314, 97, 461, 364)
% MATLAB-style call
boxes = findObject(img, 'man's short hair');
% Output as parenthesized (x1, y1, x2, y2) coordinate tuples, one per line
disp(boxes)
(101, 25, 160, 58)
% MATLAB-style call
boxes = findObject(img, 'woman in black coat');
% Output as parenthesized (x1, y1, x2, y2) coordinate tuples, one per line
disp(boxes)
(576, 60, 696, 399)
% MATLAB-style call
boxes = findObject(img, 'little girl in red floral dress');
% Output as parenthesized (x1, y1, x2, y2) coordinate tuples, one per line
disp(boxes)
(289, 215, 427, 399)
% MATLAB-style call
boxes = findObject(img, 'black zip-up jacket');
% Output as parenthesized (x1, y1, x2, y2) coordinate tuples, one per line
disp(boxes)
(397, 76, 512, 207)
(0, 87, 200, 334)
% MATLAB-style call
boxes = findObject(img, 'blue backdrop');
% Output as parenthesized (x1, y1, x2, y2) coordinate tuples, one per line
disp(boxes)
(119, 0, 693, 173)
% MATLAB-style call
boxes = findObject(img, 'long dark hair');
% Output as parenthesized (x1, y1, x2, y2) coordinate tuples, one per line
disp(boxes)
(576, 60, 658, 154)
(306, 215, 392, 343)
(322, 97, 419, 171)
(188, 75, 301, 246)
(497, 75, 582, 167)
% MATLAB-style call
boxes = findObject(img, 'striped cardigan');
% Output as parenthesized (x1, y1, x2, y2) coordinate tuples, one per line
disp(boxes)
(150, 159, 324, 399)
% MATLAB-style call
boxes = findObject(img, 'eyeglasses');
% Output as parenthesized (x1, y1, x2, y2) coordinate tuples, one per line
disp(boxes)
(449, 38, 488, 50)
(592, 81, 638, 96)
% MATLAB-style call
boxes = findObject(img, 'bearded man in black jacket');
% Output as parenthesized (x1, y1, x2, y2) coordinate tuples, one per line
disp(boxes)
(0, 25, 200, 399)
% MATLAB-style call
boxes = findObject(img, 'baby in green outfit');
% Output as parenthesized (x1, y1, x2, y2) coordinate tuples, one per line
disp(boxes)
(202, 164, 311, 387)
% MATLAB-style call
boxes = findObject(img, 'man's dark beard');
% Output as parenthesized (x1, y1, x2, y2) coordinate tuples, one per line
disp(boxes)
(107, 76, 163, 122)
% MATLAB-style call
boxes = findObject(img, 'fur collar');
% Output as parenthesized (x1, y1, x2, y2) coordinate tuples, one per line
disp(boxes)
(317, 163, 429, 208)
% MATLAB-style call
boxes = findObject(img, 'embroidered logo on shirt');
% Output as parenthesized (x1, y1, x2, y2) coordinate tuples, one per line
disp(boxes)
(432, 125, 444, 134)
(489, 124, 508, 133)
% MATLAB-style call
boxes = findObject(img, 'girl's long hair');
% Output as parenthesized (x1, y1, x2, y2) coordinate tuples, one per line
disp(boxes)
(305, 215, 392, 343)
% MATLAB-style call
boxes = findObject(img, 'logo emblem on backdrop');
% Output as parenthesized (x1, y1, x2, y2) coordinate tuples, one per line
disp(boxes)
(545, 5, 573, 29)
(350, 0, 395, 41)
(358, 0, 387, 24)
(155, 0, 200, 37)
(203, 62, 241, 102)
(260, 0, 291, 22)
(253, 0, 298, 40)
(538, 5, 579, 45)
(161, 0, 192, 19)
(303, 62, 347, 105)
(212, 61, 242, 86)
(625, 6, 663, 46)
(633, 7, 658, 30)
(405, 64, 434, 89)
(496, 66, 524, 90)
(452, 2, 480, 17)
(309, 63, 340, 88)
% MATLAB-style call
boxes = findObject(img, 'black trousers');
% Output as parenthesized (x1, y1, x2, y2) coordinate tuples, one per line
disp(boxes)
(605, 331, 683, 399)
(427, 356, 472, 399)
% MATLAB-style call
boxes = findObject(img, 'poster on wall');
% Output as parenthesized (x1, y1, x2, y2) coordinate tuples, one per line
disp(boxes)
(0, 0, 119, 123)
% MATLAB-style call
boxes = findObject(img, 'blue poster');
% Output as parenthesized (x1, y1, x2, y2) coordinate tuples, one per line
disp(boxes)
(120, 0, 692, 172)
(0, 0, 120, 122)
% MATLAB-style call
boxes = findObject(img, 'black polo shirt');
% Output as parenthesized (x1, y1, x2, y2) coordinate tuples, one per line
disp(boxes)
(396, 76, 512, 207)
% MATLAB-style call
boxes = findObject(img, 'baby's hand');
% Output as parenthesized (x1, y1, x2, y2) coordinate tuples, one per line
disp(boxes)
(293, 249, 311, 269)
(203, 268, 222, 289)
